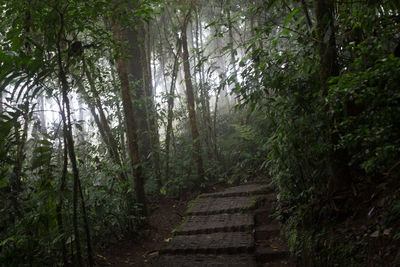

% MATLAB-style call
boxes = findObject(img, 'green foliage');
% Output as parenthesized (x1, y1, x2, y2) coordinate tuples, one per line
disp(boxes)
(230, 0, 400, 265)
(0, 0, 148, 265)
(329, 55, 400, 175)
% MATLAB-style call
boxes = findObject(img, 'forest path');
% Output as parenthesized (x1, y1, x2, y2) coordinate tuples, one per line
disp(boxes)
(154, 183, 294, 266)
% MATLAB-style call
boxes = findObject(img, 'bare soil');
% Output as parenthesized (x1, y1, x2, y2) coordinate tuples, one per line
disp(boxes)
(95, 197, 188, 266)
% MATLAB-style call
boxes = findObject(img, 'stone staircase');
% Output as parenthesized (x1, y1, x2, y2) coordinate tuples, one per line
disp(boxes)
(154, 183, 294, 266)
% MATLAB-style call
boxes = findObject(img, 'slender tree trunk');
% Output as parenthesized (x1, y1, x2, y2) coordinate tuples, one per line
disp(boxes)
(314, 0, 339, 94)
(301, 0, 313, 30)
(198, 11, 212, 156)
(82, 62, 128, 182)
(226, 2, 239, 105)
(38, 95, 47, 134)
(55, 11, 93, 266)
(116, 102, 127, 164)
(180, 9, 204, 182)
(213, 84, 222, 160)
(165, 39, 181, 182)
(0, 92, 3, 114)
(112, 19, 147, 217)
(195, 7, 213, 159)
(56, 134, 68, 266)
(140, 23, 162, 189)
(110, 59, 128, 164)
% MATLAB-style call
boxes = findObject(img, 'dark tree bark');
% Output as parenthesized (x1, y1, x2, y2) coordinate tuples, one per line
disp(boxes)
(314, 0, 339, 94)
(55, 8, 93, 266)
(195, 7, 213, 160)
(226, 2, 240, 106)
(165, 38, 181, 182)
(180, 9, 204, 182)
(314, 0, 350, 193)
(140, 22, 162, 189)
(82, 61, 128, 182)
(110, 59, 128, 164)
(125, 24, 152, 164)
(56, 134, 68, 266)
(112, 19, 147, 217)
(0, 92, 3, 114)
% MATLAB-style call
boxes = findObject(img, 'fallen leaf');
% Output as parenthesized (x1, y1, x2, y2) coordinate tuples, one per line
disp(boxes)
(383, 228, 392, 236)
(370, 230, 379, 238)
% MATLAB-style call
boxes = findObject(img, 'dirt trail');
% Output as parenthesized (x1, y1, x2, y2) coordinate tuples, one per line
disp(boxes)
(96, 198, 188, 266)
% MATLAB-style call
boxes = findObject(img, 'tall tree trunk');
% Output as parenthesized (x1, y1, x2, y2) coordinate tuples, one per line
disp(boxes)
(180, 9, 204, 182)
(140, 22, 162, 189)
(55, 11, 93, 266)
(314, 0, 346, 192)
(116, 101, 127, 164)
(195, 7, 213, 159)
(226, 1, 239, 105)
(0, 92, 3, 114)
(82, 61, 128, 182)
(165, 38, 181, 182)
(214, 84, 221, 160)
(126, 23, 152, 165)
(56, 133, 68, 266)
(112, 18, 147, 217)
(314, 0, 339, 94)
(110, 58, 127, 164)
(38, 95, 47, 134)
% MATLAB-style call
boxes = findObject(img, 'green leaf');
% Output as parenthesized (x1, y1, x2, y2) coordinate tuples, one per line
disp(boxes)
(283, 8, 299, 27)
(160, 187, 167, 195)
(0, 177, 7, 189)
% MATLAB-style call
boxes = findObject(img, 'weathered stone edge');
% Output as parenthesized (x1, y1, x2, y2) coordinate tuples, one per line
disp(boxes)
(199, 184, 274, 198)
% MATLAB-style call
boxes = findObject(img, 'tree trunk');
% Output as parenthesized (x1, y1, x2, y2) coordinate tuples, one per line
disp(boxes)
(314, 0, 348, 193)
(180, 9, 204, 182)
(226, 2, 239, 105)
(195, 7, 213, 160)
(0, 92, 3, 114)
(110, 59, 128, 164)
(38, 95, 47, 134)
(56, 133, 68, 266)
(112, 19, 147, 217)
(125, 23, 152, 165)
(301, 0, 313, 29)
(314, 0, 339, 94)
(140, 22, 162, 189)
(55, 12, 93, 266)
(82, 61, 128, 182)
(165, 38, 181, 182)
(214, 84, 222, 160)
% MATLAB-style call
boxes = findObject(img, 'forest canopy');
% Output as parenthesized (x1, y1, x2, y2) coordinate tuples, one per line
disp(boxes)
(0, 0, 399, 266)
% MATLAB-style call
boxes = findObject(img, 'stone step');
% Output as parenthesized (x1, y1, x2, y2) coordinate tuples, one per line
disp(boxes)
(255, 236, 290, 262)
(187, 195, 271, 216)
(200, 184, 273, 198)
(176, 213, 254, 235)
(255, 223, 281, 240)
(155, 254, 257, 267)
(260, 258, 295, 266)
(255, 247, 290, 263)
(161, 232, 254, 254)
(254, 208, 276, 225)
